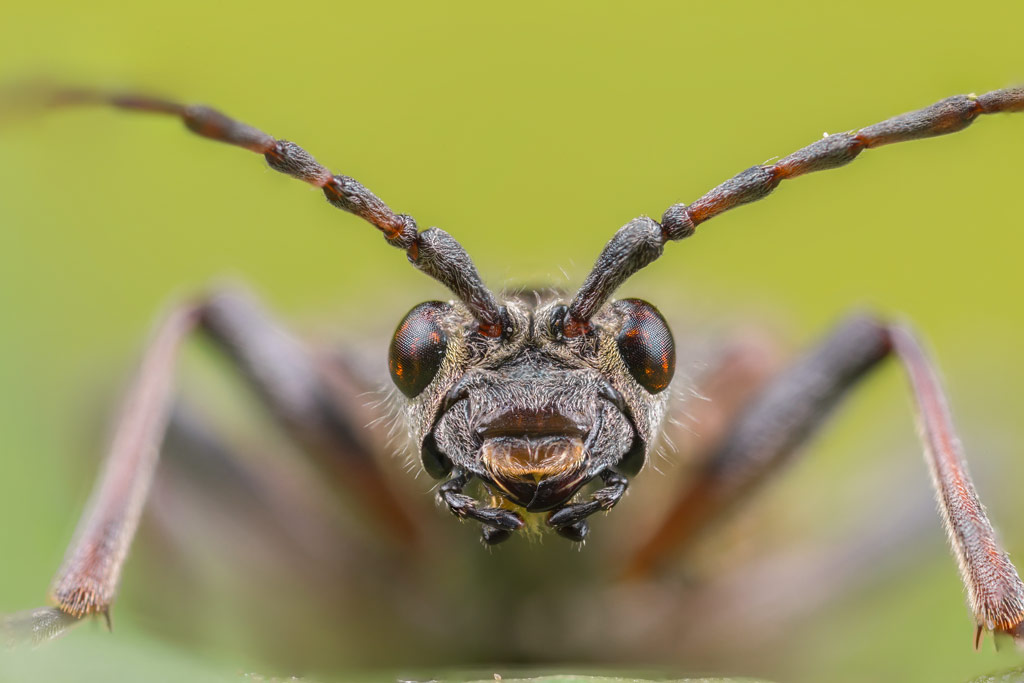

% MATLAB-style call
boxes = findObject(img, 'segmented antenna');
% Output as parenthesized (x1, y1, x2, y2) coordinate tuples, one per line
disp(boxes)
(564, 87, 1024, 336)
(26, 87, 507, 337)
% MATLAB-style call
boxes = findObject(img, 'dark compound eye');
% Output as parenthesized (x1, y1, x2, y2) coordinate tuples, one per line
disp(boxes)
(389, 301, 450, 398)
(614, 299, 675, 394)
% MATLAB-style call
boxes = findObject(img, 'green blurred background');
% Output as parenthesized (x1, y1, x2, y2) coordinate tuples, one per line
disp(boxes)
(0, 1, 1022, 682)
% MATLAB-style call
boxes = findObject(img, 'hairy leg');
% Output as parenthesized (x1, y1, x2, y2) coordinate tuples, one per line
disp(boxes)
(6, 286, 415, 640)
(624, 313, 1024, 645)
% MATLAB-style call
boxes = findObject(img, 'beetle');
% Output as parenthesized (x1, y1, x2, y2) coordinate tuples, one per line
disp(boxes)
(2, 84, 1023, 679)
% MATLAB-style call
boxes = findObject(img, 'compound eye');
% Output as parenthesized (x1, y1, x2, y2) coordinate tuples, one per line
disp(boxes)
(614, 299, 675, 394)
(389, 302, 450, 398)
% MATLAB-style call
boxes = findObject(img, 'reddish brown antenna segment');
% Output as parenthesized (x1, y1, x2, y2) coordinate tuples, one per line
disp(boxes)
(24, 86, 506, 336)
(568, 87, 1024, 326)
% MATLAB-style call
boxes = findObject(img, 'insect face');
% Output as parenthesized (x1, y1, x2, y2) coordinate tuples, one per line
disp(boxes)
(389, 295, 674, 541)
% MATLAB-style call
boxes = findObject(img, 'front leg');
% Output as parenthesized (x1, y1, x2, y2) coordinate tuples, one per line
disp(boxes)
(625, 313, 1024, 646)
(4, 286, 416, 642)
